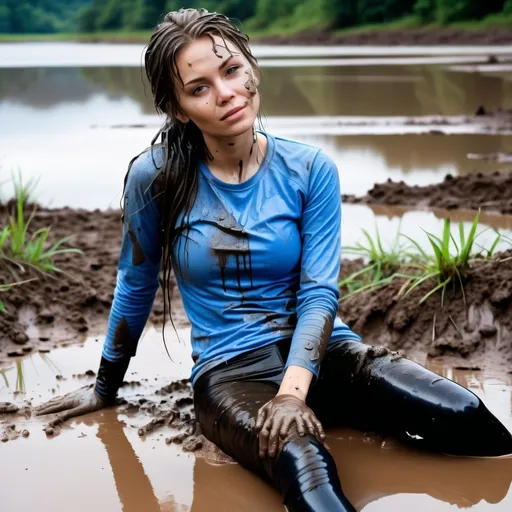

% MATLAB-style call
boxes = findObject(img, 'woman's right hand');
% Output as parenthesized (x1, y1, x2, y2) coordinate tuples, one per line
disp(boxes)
(34, 384, 107, 429)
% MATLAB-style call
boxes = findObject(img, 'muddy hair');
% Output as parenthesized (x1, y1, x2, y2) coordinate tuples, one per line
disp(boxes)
(139, 8, 261, 337)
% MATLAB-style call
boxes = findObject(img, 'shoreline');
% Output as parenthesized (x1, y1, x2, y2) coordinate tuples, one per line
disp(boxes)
(1, 26, 512, 46)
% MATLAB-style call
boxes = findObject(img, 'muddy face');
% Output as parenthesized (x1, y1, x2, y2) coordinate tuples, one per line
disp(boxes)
(244, 69, 258, 97)
(174, 35, 260, 139)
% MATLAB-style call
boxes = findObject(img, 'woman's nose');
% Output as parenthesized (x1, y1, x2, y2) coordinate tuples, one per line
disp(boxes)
(216, 79, 235, 104)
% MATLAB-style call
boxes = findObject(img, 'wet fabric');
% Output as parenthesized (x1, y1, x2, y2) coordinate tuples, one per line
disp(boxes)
(101, 132, 361, 385)
(194, 338, 512, 511)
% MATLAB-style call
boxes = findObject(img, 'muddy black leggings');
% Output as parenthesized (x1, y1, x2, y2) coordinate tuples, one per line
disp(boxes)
(193, 339, 512, 512)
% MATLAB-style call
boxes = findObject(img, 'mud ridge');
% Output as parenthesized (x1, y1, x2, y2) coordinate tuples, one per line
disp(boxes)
(343, 170, 512, 215)
(337, 252, 512, 372)
(0, 204, 188, 363)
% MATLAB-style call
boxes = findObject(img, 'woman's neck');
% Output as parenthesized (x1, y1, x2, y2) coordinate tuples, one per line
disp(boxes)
(203, 128, 265, 184)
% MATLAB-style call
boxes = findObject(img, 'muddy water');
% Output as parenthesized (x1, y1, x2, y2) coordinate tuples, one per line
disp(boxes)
(1, 328, 511, 511)
(1, 52, 512, 209)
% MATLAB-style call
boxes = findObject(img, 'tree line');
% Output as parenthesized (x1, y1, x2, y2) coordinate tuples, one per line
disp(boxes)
(1, 0, 511, 34)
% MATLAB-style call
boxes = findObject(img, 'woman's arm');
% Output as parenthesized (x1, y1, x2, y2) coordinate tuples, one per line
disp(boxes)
(256, 150, 341, 456)
(35, 150, 163, 425)
(284, 150, 341, 380)
(95, 150, 163, 401)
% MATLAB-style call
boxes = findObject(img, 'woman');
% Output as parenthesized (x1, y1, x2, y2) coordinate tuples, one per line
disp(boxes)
(35, 9, 512, 512)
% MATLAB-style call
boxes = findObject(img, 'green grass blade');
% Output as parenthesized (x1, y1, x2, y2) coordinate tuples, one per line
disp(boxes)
(441, 218, 451, 263)
(460, 210, 481, 264)
(419, 276, 451, 304)
(401, 234, 431, 262)
(459, 221, 465, 249)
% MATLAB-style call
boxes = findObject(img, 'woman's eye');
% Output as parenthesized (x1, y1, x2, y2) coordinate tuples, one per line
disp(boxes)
(193, 85, 207, 95)
(227, 65, 239, 75)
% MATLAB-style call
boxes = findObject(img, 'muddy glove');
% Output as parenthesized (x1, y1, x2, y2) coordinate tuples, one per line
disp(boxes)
(34, 384, 106, 428)
(255, 394, 326, 458)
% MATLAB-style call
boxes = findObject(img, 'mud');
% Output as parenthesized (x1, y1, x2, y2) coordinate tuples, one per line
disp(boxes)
(0, 203, 188, 362)
(3, 198, 512, 373)
(1, 334, 511, 510)
(254, 27, 512, 47)
(337, 250, 512, 373)
(344, 169, 512, 215)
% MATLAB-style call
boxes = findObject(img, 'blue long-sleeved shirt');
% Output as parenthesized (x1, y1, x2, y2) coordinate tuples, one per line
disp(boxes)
(102, 132, 361, 385)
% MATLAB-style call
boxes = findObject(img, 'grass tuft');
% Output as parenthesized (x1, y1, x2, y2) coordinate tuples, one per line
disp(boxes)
(0, 171, 83, 313)
(340, 211, 502, 307)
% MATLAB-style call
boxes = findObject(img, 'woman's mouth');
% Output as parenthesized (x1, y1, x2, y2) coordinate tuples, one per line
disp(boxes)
(221, 105, 246, 121)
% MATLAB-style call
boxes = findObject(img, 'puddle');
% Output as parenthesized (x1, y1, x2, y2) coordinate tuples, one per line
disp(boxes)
(1, 328, 511, 511)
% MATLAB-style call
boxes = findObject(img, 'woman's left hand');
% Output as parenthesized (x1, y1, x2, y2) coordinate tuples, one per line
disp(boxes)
(255, 394, 326, 458)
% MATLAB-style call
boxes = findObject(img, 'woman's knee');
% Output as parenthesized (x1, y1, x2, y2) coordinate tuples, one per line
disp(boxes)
(275, 434, 335, 495)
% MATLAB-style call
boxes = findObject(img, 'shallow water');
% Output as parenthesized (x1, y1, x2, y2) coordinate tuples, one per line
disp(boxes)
(1, 329, 511, 511)
(1, 53, 512, 209)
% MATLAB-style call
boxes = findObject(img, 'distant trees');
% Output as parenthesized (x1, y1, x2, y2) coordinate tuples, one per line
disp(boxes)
(0, 0, 90, 33)
(0, 0, 510, 34)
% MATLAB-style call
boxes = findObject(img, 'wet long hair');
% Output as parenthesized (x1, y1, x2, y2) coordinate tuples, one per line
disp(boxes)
(140, 9, 261, 332)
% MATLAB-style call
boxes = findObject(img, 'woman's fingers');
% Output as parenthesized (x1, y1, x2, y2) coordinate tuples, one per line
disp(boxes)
(303, 415, 317, 436)
(268, 417, 284, 458)
(0, 402, 19, 414)
(255, 404, 268, 432)
(258, 418, 272, 458)
(34, 399, 75, 417)
(278, 415, 294, 440)
(311, 415, 326, 441)
(46, 405, 86, 428)
(295, 414, 306, 437)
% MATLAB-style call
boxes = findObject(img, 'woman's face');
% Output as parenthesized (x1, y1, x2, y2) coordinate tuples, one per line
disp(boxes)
(174, 34, 260, 139)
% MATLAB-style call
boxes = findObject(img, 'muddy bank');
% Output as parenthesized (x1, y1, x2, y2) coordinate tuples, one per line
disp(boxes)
(2, 202, 512, 372)
(255, 27, 512, 46)
(343, 169, 512, 215)
(0, 204, 188, 363)
(338, 251, 512, 373)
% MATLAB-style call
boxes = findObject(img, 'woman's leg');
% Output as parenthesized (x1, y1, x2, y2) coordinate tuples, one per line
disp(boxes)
(193, 344, 356, 512)
(308, 339, 512, 457)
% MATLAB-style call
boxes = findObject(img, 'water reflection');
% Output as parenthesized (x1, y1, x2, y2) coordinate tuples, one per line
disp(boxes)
(1, 63, 511, 118)
(1, 333, 511, 511)
(96, 413, 161, 512)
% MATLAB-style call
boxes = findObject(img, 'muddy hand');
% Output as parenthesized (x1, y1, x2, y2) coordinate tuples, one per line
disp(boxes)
(34, 384, 107, 428)
(255, 394, 326, 458)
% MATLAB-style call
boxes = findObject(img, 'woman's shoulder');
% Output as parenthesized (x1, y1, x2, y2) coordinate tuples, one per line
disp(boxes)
(266, 133, 337, 185)
(125, 143, 166, 190)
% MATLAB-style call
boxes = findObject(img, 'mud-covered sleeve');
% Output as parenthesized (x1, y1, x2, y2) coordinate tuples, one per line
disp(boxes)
(101, 152, 162, 364)
(284, 150, 341, 377)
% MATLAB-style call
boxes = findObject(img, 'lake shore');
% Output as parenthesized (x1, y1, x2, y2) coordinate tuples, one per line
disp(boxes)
(1, 25, 512, 46)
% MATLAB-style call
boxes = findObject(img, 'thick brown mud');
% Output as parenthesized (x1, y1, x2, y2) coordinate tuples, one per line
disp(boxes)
(0, 203, 188, 361)
(344, 169, 512, 215)
(338, 251, 512, 373)
(1, 333, 511, 511)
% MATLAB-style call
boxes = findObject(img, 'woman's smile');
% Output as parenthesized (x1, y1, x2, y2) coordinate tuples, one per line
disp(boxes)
(221, 104, 246, 122)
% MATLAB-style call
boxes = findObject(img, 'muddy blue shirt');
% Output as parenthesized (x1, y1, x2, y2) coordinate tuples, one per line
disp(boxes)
(102, 133, 361, 385)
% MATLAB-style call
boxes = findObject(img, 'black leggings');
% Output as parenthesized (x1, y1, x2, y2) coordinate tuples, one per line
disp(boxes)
(193, 339, 512, 512)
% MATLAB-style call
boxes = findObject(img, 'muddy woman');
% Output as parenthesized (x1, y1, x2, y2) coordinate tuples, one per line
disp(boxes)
(35, 8, 512, 512)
